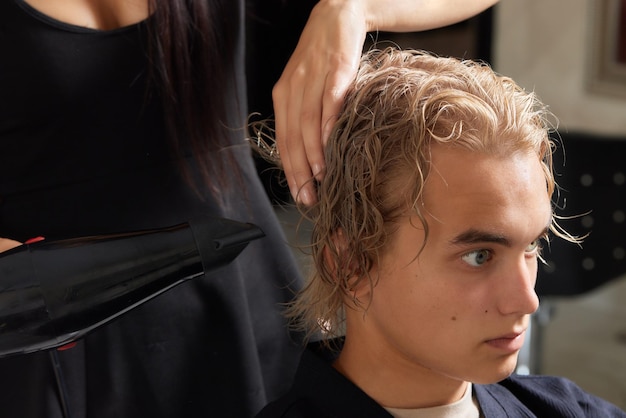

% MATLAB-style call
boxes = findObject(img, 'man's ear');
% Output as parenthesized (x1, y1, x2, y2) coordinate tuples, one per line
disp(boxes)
(323, 228, 373, 303)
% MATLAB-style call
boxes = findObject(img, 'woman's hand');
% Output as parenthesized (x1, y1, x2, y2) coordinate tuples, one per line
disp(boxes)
(0, 237, 21, 252)
(273, 0, 499, 206)
(273, 0, 366, 206)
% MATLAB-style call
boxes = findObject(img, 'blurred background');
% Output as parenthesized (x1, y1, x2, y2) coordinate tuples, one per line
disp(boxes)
(247, 0, 626, 410)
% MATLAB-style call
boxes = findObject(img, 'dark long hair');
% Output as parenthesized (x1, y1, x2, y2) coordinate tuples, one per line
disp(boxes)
(146, 0, 241, 198)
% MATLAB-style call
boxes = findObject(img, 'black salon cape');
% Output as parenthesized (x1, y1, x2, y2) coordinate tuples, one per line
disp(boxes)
(0, 0, 311, 417)
(257, 343, 626, 418)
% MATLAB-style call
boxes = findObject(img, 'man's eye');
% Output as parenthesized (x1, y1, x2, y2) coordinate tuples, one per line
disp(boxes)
(461, 249, 491, 267)
(526, 239, 541, 253)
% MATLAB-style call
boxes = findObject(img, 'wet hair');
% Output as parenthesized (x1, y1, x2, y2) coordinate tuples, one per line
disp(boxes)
(264, 47, 574, 343)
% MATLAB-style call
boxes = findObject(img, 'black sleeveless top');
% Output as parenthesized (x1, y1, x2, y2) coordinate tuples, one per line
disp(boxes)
(0, 1, 303, 416)
(1, 0, 196, 238)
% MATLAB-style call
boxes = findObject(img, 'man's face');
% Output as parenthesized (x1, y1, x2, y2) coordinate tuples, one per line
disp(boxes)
(358, 145, 552, 385)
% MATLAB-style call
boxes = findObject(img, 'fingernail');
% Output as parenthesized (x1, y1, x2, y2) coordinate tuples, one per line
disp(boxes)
(312, 164, 324, 179)
(299, 188, 313, 206)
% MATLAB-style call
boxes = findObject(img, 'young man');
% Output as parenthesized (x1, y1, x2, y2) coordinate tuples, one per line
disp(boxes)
(256, 48, 626, 417)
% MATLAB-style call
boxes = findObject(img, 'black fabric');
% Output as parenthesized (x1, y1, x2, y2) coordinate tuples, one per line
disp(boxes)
(257, 343, 626, 418)
(0, 1, 305, 417)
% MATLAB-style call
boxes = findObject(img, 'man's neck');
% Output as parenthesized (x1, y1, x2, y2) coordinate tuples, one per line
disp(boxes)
(333, 333, 468, 409)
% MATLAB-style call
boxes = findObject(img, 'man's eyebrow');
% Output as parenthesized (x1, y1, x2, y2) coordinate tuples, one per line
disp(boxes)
(450, 229, 511, 247)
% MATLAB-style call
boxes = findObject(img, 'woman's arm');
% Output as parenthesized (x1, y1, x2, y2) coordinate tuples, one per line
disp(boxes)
(272, 0, 499, 205)
(0, 238, 21, 253)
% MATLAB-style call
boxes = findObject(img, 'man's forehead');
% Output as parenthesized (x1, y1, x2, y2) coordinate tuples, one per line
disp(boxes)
(417, 146, 553, 240)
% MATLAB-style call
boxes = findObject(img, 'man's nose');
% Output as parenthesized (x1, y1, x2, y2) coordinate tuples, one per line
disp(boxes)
(497, 256, 540, 316)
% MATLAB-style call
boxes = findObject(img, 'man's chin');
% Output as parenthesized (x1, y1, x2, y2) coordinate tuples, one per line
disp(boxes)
(471, 356, 519, 385)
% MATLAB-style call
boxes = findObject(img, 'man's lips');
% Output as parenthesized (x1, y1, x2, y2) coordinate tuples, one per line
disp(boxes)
(485, 330, 526, 353)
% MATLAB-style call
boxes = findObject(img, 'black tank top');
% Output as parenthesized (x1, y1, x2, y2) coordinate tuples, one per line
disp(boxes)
(0, 1, 205, 239)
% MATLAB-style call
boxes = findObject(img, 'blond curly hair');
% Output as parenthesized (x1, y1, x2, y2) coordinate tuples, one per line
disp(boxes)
(261, 47, 573, 344)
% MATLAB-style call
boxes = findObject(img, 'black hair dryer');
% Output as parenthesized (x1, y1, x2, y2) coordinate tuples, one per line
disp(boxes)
(0, 217, 264, 358)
